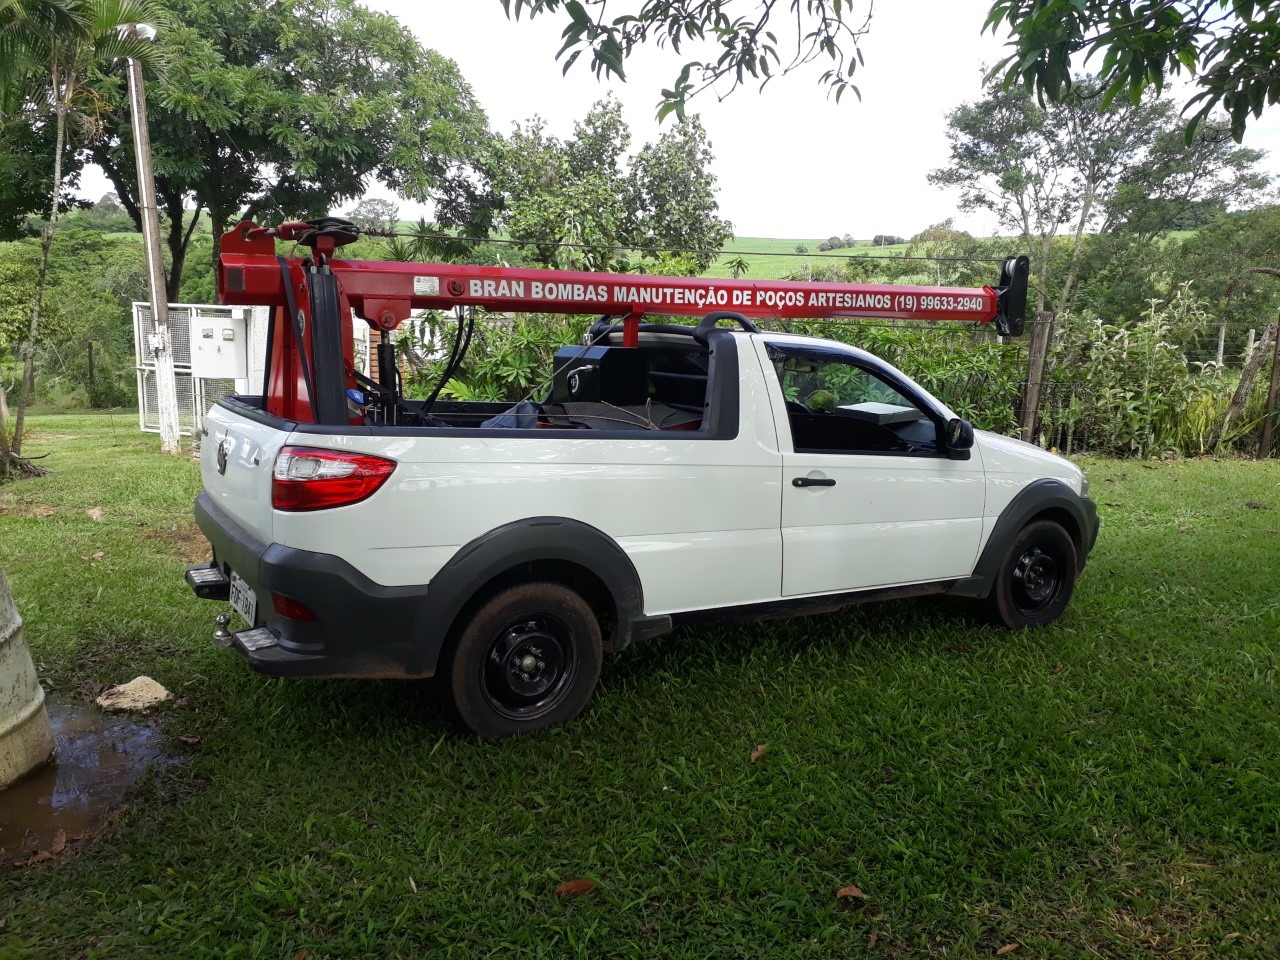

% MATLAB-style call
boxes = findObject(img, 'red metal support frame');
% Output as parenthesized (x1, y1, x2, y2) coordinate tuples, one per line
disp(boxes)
(219, 222, 1012, 332)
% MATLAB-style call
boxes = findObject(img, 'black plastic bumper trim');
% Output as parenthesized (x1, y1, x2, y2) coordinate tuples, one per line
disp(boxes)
(192, 493, 433, 676)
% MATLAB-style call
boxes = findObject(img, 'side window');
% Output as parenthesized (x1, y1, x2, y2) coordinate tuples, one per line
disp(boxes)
(768, 346, 940, 455)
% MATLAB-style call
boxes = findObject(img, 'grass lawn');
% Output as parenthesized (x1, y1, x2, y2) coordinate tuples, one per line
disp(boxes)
(2, 414, 1279, 959)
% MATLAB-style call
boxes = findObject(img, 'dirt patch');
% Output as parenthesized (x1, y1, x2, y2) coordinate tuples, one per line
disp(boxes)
(147, 522, 211, 564)
(0, 503, 58, 519)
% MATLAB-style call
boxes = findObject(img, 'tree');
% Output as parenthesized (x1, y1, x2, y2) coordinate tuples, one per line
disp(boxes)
(0, 0, 164, 459)
(625, 115, 732, 272)
(500, 0, 873, 118)
(0, 114, 89, 240)
(1173, 205, 1280, 365)
(1103, 120, 1267, 242)
(985, 0, 1280, 141)
(85, 0, 492, 297)
(344, 198, 401, 234)
(487, 99, 631, 269)
(61, 191, 136, 231)
(905, 220, 1000, 288)
(928, 77, 1266, 314)
(487, 97, 731, 274)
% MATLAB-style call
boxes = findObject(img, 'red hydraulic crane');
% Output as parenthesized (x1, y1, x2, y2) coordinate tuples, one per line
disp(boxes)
(216, 218, 1029, 425)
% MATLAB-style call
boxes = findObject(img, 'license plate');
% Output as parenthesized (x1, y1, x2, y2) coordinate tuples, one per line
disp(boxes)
(229, 572, 258, 627)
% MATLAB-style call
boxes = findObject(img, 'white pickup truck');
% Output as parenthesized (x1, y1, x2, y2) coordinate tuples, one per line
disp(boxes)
(188, 301, 1098, 738)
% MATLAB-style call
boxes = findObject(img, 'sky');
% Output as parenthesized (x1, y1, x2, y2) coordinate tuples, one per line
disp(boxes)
(76, 0, 1280, 241)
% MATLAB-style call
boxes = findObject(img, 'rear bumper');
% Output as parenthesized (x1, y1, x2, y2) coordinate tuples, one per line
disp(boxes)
(189, 493, 432, 678)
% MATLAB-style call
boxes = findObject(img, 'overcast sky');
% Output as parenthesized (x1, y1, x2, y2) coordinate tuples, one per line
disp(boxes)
(77, 0, 1280, 241)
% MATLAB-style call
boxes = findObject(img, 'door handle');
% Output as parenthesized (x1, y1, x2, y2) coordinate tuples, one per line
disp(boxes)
(792, 476, 836, 488)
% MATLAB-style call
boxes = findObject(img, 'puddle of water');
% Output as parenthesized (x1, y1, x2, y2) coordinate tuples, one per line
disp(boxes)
(0, 699, 172, 861)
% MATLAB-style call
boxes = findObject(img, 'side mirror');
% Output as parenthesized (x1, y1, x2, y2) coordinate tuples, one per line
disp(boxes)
(946, 418, 975, 459)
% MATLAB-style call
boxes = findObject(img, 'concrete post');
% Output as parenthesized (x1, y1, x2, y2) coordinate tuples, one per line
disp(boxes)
(126, 28, 181, 455)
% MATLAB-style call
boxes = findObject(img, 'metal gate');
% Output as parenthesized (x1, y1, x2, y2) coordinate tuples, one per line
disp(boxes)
(132, 303, 263, 436)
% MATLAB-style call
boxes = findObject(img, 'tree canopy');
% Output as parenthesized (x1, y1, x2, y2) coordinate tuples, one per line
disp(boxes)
(485, 97, 732, 273)
(985, 0, 1280, 141)
(82, 0, 492, 296)
(929, 76, 1267, 313)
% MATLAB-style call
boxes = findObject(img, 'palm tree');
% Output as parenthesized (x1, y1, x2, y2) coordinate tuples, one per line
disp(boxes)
(0, 0, 165, 460)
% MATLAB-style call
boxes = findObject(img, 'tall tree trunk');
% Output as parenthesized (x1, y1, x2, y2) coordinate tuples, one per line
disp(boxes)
(13, 64, 69, 457)
(1058, 181, 1095, 316)
(1216, 318, 1227, 368)
(162, 191, 203, 301)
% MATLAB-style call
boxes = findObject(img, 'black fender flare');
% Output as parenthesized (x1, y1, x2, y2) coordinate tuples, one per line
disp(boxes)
(950, 479, 1100, 599)
(407, 517, 670, 674)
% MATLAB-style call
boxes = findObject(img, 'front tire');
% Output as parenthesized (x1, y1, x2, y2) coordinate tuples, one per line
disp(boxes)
(985, 520, 1078, 629)
(439, 581, 603, 738)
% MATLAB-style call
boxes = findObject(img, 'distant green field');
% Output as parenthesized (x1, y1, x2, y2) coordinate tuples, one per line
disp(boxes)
(377, 227, 913, 281)
(703, 237, 911, 280)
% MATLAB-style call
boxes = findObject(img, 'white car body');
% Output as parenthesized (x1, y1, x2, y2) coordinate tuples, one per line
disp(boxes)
(189, 329, 1097, 681)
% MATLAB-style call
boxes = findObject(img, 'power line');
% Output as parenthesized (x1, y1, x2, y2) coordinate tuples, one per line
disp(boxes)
(359, 227, 1011, 264)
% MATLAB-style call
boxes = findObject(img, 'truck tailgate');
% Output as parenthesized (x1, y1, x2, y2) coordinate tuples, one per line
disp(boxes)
(200, 402, 290, 546)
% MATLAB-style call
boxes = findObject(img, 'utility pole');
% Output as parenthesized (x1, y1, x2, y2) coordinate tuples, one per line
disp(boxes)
(126, 24, 181, 455)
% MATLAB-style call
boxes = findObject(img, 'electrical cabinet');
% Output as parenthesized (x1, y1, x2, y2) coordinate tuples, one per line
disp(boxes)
(191, 309, 249, 380)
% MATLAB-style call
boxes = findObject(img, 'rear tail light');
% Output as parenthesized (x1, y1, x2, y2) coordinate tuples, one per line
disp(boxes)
(272, 446, 396, 512)
(271, 592, 318, 621)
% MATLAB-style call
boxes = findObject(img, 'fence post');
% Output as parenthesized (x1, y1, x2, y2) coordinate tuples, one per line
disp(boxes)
(1020, 311, 1054, 443)
(1260, 312, 1280, 458)
(1213, 322, 1276, 450)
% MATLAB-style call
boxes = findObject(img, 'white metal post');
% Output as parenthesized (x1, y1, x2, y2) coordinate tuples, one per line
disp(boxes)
(126, 26, 181, 455)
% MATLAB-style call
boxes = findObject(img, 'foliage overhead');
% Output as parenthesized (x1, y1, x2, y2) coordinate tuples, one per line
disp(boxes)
(499, 0, 872, 119)
(985, 0, 1280, 141)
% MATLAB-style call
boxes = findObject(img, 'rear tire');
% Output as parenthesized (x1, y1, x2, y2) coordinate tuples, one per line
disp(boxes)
(439, 581, 603, 738)
(984, 520, 1078, 629)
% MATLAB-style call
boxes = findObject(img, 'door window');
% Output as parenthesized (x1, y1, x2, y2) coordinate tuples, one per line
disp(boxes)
(768, 345, 940, 455)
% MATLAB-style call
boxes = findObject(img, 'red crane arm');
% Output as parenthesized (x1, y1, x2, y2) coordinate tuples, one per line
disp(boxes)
(214, 220, 1028, 425)
(217, 221, 1029, 334)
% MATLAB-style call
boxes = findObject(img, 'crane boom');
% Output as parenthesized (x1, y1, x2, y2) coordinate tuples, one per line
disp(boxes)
(213, 219, 1029, 425)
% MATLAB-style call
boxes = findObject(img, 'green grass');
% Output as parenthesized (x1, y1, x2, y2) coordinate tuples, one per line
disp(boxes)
(702, 237, 912, 281)
(2, 415, 1280, 958)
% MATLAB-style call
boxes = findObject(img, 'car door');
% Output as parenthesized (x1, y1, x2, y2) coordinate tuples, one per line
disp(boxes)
(754, 338, 986, 597)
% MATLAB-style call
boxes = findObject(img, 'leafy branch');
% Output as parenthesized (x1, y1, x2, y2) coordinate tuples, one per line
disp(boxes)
(499, 0, 874, 119)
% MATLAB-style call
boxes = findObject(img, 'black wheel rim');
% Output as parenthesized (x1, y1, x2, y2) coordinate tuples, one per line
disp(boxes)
(481, 615, 577, 721)
(1010, 544, 1063, 615)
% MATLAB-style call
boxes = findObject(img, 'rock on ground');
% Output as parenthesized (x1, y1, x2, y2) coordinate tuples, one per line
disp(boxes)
(95, 677, 172, 714)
